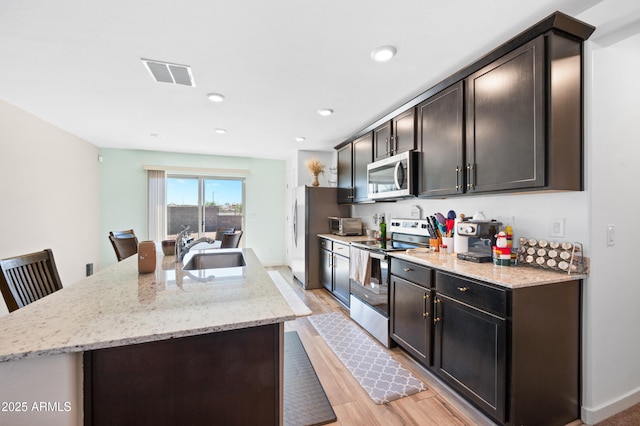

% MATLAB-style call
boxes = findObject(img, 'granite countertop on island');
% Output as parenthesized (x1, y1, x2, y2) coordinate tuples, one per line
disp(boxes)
(0, 247, 295, 363)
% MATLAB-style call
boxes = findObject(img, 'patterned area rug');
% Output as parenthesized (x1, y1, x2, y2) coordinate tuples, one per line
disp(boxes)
(308, 312, 426, 404)
(269, 271, 312, 316)
(284, 331, 337, 426)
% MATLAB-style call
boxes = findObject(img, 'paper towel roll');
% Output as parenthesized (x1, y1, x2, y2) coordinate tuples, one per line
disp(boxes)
(453, 218, 468, 253)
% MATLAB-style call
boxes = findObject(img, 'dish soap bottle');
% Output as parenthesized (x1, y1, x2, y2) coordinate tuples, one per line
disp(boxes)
(379, 214, 386, 249)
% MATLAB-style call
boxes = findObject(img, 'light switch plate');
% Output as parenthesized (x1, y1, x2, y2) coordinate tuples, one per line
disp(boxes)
(550, 218, 565, 238)
(607, 224, 615, 246)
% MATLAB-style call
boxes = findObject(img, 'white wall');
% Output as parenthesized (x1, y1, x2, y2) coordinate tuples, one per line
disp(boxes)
(352, 191, 589, 249)
(579, 1, 640, 422)
(0, 100, 100, 316)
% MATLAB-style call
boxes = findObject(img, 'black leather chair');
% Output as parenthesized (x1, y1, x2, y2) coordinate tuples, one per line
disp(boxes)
(214, 227, 235, 241)
(220, 231, 243, 248)
(0, 249, 63, 312)
(109, 229, 138, 261)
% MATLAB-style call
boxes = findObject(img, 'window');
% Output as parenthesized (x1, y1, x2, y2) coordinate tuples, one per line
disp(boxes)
(166, 175, 244, 240)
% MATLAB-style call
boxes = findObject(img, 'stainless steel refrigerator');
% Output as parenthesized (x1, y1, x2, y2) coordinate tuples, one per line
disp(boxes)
(291, 186, 348, 289)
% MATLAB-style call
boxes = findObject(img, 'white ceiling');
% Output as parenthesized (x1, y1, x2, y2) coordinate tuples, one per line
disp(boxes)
(0, 0, 601, 160)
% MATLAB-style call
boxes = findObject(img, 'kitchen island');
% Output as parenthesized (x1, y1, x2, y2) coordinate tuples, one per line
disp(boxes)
(0, 247, 295, 426)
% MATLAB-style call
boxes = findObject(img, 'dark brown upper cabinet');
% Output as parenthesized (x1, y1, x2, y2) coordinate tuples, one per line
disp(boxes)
(373, 108, 416, 161)
(336, 143, 353, 204)
(352, 132, 373, 203)
(417, 81, 465, 197)
(336, 132, 373, 204)
(465, 36, 545, 193)
(465, 32, 584, 194)
(336, 12, 594, 200)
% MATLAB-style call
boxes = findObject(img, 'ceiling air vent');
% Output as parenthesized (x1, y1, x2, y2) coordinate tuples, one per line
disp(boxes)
(141, 58, 195, 87)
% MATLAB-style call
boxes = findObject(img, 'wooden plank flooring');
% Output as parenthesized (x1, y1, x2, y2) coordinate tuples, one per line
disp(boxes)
(269, 266, 497, 426)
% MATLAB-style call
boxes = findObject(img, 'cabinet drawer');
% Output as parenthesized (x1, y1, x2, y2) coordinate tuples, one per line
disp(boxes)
(435, 271, 507, 316)
(390, 259, 431, 288)
(319, 238, 332, 251)
(333, 242, 350, 258)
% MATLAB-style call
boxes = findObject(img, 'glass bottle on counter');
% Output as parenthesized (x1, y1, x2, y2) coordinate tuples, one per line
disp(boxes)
(379, 214, 386, 249)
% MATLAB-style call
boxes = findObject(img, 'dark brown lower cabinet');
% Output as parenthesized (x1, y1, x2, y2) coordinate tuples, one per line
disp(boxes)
(83, 323, 282, 426)
(390, 261, 581, 425)
(433, 291, 507, 424)
(390, 275, 431, 365)
(319, 238, 350, 307)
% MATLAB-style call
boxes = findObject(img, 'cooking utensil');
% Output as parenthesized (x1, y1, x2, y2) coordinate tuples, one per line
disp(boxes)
(429, 216, 441, 237)
(435, 212, 446, 225)
(447, 210, 456, 220)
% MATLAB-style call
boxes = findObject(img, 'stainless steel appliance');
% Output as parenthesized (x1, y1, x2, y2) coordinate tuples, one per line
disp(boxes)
(456, 219, 502, 262)
(292, 186, 348, 289)
(349, 218, 431, 347)
(367, 151, 418, 200)
(328, 217, 362, 236)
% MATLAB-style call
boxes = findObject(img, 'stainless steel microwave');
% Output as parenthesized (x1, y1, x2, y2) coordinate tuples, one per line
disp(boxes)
(367, 151, 417, 200)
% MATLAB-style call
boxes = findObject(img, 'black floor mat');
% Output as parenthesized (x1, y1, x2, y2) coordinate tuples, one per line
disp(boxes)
(284, 331, 337, 426)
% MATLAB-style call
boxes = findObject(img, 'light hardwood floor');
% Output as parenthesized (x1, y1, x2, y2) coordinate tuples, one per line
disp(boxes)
(270, 266, 498, 426)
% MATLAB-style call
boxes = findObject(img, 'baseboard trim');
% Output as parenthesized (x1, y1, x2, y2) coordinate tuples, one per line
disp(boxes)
(582, 387, 640, 425)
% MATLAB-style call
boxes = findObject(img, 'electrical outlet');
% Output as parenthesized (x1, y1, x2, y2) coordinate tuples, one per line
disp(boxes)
(550, 218, 565, 238)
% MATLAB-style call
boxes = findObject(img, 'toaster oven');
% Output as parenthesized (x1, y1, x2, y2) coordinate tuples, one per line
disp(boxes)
(328, 217, 362, 236)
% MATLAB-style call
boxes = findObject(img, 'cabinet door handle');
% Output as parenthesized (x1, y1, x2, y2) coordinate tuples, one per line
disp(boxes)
(434, 298, 441, 324)
(403, 267, 414, 272)
(423, 293, 430, 299)
(457, 286, 469, 292)
(455, 165, 460, 191)
(466, 163, 476, 190)
(423, 312, 429, 318)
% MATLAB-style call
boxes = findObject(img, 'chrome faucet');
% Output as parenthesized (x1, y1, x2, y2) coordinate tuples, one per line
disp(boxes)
(177, 235, 216, 262)
(175, 226, 192, 262)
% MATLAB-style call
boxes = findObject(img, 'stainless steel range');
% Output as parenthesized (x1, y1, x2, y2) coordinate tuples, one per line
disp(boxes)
(349, 218, 431, 347)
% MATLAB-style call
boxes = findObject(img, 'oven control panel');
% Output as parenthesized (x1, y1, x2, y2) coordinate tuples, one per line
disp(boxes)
(389, 218, 431, 237)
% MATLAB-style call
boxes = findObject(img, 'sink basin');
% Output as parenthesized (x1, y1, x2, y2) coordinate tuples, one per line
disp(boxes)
(183, 251, 246, 270)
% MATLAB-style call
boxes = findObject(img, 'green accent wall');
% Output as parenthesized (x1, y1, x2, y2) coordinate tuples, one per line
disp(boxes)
(99, 148, 285, 269)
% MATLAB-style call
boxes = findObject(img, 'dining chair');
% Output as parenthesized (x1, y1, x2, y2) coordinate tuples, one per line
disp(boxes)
(0, 249, 63, 313)
(109, 229, 139, 261)
(214, 227, 235, 241)
(220, 231, 243, 248)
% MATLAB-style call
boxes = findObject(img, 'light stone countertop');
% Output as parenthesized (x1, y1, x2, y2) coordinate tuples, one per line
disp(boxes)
(317, 233, 374, 244)
(390, 250, 587, 289)
(318, 233, 586, 289)
(0, 247, 295, 363)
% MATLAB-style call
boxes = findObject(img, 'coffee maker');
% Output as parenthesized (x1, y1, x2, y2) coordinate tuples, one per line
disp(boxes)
(456, 220, 502, 263)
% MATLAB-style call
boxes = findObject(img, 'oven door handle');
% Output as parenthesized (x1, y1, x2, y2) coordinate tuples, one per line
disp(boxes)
(368, 251, 387, 261)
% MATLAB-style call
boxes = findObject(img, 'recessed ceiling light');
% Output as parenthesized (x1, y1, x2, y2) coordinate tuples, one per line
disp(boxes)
(370, 45, 397, 62)
(215, 128, 227, 134)
(294, 137, 306, 142)
(149, 133, 162, 138)
(207, 93, 225, 102)
(317, 108, 334, 117)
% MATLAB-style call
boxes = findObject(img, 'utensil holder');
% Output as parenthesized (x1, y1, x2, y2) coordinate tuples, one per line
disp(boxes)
(442, 237, 454, 254)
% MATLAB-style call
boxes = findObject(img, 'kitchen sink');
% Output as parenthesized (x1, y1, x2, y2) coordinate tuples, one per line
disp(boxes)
(182, 251, 246, 270)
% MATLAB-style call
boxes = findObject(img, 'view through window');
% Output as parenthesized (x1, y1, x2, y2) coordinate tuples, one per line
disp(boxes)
(166, 175, 244, 240)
